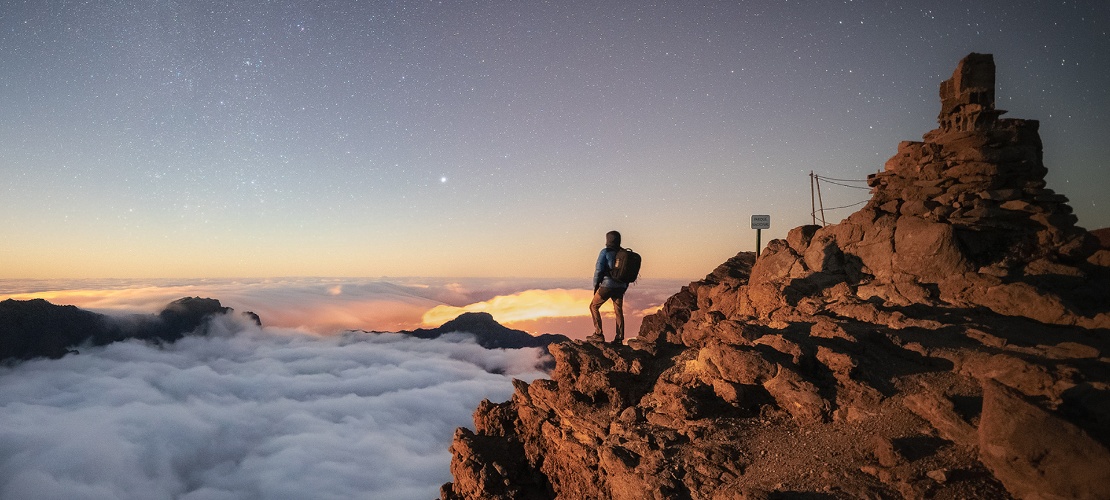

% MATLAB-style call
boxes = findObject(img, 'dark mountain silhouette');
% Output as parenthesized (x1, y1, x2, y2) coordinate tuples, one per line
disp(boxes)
(0, 297, 260, 363)
(401, 312, 568, 350)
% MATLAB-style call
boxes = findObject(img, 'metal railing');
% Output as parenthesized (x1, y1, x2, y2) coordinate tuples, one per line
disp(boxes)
(809, 171, 869, 226)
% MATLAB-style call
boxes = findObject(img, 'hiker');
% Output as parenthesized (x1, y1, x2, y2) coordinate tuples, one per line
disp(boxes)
(588, 230, 628, 345)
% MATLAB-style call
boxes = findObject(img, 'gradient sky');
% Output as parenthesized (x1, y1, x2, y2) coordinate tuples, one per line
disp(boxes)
(3, 0, 1108, 279)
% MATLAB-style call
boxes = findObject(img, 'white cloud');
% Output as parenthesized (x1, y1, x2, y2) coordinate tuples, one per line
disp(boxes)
(0, 314, 549, 500)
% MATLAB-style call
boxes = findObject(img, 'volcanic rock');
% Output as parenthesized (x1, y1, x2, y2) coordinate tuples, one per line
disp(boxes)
(441, 54, 1110, 500)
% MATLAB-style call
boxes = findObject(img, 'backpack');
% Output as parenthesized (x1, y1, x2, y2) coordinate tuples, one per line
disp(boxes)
(609, 248, 642, 284)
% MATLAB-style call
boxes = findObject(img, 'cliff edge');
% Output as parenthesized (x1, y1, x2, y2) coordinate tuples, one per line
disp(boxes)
(441, 54, 1110, 499)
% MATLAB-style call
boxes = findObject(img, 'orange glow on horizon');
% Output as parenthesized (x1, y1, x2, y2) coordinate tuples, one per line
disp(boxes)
(1, 288, 179, 313)
(0, 286, 437, 334)
(421, 288, 608, 326)
(3, 283, 671, 339)
(419, 287, 665, 336)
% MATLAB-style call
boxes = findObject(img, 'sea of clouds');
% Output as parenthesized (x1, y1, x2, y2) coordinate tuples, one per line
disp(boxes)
(0, 313, 550, 500)
(0, 277, 692, 498)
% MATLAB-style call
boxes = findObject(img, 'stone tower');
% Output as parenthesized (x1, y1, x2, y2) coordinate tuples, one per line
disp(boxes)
(937, 52, 1004, 132)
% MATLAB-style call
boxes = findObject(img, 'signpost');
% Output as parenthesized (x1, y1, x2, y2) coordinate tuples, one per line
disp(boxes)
(751, 215, 770, 256)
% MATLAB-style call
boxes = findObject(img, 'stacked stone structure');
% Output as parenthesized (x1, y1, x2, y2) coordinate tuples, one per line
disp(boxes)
(865, 53, 1091, 275)
(937, 52, 1000, 132)
(766, 52, 1106, 327)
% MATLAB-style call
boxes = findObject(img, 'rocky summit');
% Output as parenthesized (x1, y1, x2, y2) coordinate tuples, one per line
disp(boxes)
(441, 54, 1110, 500)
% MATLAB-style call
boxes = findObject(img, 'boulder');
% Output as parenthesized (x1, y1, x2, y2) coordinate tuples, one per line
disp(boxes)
(892, 216, 972, 281)
(979, 380, 1110, 500)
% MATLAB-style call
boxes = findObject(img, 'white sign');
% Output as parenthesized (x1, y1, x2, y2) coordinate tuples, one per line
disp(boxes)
(751, 214, 770, 229)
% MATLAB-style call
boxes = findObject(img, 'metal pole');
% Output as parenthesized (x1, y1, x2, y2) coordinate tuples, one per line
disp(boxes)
(756, 228, 762, 256)
(810, 171, 816, 225)
(816, 174, 827, 226)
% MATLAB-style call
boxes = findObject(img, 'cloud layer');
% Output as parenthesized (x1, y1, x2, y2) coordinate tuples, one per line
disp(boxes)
(0, 277, 689, 338)
(0, 314, 549, 500)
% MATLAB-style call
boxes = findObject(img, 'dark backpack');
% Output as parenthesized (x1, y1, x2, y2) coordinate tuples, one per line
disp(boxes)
(609, 248, 642, 284)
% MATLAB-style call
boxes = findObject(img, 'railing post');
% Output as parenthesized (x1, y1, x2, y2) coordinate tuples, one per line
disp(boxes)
(810, 171, 816, 226)
(816, 174, 826, 226)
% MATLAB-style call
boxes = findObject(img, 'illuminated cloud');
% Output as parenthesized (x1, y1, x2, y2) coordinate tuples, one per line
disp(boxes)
(0, 314, 549, 500)
(1, 286, 189, 314)
(421, 288, 605, 326)
(0, 279, 465, 333)
(420, 283, 686, 340)
(0, 277, 690, 338)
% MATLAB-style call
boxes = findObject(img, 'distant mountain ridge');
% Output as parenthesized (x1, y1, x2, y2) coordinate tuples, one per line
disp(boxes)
(399, 312, 569, 350)
(1, 298, 566, 364)
(0, 297, 259, 362)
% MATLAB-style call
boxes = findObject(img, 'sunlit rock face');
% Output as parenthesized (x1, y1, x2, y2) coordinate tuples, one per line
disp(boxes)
(441, 54, 1110, 500)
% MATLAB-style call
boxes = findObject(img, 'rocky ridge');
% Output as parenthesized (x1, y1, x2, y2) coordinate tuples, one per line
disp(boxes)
(441, 54, 1110, 499)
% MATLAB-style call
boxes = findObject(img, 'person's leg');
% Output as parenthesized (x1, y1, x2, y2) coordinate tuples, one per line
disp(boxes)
(588, 288, 607, 341)
(612, 294, 625, 344)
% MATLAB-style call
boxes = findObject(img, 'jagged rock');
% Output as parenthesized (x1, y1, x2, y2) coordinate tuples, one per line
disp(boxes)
(892, 216, 972, 280)
(695, 341, 776, 385)
(442, 425, 553, 500)
(871, 435, 904, 468)
(903, 391, 978, 447)
(1090, 227, 1110, 249)
(442, 54, 1108, 500)
(979, 380, 1110, 500)
(762, 367, 830, 424)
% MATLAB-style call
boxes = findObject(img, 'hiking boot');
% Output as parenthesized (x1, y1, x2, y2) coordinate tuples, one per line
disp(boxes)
(611, 336, 624, 346)
(586, 332, 605, 343)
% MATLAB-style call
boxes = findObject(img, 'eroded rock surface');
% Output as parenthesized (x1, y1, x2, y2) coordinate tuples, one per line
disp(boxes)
(442, 54, 1109, 500)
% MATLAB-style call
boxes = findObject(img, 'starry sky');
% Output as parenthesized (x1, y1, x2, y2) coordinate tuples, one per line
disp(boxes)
(2, 0, 1108, 280)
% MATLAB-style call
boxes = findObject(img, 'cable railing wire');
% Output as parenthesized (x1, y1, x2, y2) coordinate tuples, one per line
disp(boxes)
(822, 200, 868, 211)
(817, 179, 871, 190)
(812, 175, 868, 183)
(809, 171, 870, 226)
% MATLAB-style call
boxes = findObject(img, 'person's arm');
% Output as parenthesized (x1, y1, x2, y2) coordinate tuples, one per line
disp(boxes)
(593, 249, 608, 291)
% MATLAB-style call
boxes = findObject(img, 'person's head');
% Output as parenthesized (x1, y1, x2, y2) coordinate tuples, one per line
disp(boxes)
(605, 230, 621, 249)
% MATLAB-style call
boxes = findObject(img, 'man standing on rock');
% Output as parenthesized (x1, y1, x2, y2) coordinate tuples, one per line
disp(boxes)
(588, 230, 628, 345)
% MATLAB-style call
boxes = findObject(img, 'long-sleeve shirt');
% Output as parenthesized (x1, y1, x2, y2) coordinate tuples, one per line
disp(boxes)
(594, 247, 629, 290)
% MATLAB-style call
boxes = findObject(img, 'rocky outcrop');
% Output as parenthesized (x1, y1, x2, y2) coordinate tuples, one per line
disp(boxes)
(442, 54, 1110, 500)
(400, 312, 569, 350)
(0, 297, 259, 362)
(1092, 227, 1110, 249)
